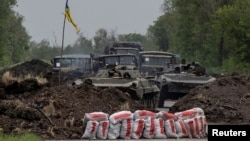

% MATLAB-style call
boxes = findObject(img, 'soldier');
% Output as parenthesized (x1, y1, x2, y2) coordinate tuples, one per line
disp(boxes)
(193, 62, 206, 76)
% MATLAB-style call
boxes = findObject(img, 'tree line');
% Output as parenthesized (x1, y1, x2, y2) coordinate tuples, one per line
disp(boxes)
(149, 0, 250, 73)
(0, 0, 249, 74)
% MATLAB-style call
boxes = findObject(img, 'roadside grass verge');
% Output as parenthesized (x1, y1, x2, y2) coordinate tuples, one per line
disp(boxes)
(0, 132, 42, 141)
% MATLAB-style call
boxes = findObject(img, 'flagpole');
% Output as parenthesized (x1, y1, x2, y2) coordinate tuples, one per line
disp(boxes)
(58, 0, 79, 85)
(59, 10, 67, 85)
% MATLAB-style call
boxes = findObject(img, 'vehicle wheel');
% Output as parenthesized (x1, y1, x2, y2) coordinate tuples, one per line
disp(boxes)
(153, 92, 160, 109)
(158, 85, 168, 108)
(141, 92, 159, 109)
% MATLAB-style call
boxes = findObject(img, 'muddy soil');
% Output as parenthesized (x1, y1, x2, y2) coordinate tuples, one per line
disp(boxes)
(169, 73, 250, 124)
(0, 59, 250, 140)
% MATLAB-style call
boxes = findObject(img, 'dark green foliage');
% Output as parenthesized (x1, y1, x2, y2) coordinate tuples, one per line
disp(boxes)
(0, 0, 30, 67)
(149, 0, 250, 74)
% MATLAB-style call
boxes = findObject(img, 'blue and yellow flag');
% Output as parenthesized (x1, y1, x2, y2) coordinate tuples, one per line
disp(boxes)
(65, 0, 80, 33)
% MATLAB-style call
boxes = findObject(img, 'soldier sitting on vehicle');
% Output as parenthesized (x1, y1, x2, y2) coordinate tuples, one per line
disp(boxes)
(182, 63, 191, 72)
(174, 66, 181, 73)
(123, 72, 131, 78)
(109, 67, 122, 77)
(193, 62, 206, 76)
(113, 72, 120, 77)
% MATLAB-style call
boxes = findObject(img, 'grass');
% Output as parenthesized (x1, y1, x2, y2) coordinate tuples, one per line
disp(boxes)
(0, 132, 42, 141)
(2, 71, 48, 85)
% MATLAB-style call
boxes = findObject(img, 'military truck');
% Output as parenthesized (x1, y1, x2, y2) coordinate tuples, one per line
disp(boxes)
(92, 54, 139, 73)
(73, 54, 160, 108)
(139, 51, 177, 79)
(51, 54, 93, 84)
(104, 41, 144, 55)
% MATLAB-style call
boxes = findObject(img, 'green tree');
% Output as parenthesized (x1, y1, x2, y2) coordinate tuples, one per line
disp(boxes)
(118, 33, 158, 51)
(148, 0, 178, 52)
(7, 13, 30, 63)
(30, 39, 54, 60)
(213, 0, 250, 72)
(63, 34, 93, 54)
(148, 14, 174, 51)
(149, 0, 240, 71)
(0, 0, 30, 66)
(93, 28, 117, 53)
(118, 33, 145, 42)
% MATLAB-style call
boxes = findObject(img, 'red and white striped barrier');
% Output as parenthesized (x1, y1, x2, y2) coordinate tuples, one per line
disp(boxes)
(81, 107, 207, 139)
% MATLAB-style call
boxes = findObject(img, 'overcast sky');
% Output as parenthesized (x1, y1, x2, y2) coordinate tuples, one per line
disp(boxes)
(14, 0, 164, 46)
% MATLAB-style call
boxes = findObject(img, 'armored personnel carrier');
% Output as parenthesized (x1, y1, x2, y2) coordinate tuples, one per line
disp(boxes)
(86, 65, 159, 108)
(155, 63, 216, 108)
(74, 54, 160, 108)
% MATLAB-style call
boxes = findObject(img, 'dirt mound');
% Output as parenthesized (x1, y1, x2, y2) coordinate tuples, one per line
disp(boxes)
(169, 73, 250, 124)
(0, 59, 151, 140)
(0, 59, 53, 78)
(0, 81, 149, 140)
(0, 59, 250, 140)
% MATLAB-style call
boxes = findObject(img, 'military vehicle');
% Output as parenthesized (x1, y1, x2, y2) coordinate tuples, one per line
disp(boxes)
(104, 41, 144, 55)
(104, 41, 145, 72)
(139, 51, 177, 79)
(73, 54, 160, 108)
(155, 63, 216, 108)
(92, 54, 139, 73)
(51, 54, 93, 84)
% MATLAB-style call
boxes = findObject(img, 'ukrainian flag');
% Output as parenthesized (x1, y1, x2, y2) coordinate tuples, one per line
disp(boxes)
(65, 0, 80, 33)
